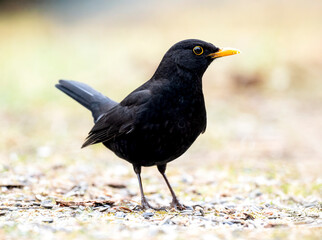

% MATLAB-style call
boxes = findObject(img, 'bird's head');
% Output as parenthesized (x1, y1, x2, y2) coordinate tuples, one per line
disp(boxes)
(154, 39, 240, 79)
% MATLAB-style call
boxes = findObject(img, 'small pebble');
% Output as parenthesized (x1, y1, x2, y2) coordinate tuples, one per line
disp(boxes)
(79, 206, 85, 211)
(251, 205, 264, 212)
(223, 221, 234, 225)
(160, 216, 173, 225)
(184, 205, 194, 211)
(235, 195, 244, 200)
(99, 206, 110, 212)
(115, 211, 126, 218)
(194, 216, 210, 221)
(265, 203, 273, 208)
(304, 203, 317, 208)
(224, 204, 236, 209)
(42, 217, 54, 223)
(41, 200, 54, 209)
(181, 210, 193, 215)
(8, 207, 18, 211)
(231, 219, 242, 224)
(194, 206, 204, 216)
(250, 190, 262, 198)
(142, 212, 154, 219)
(35, 194, 45, 201)
(195, 210, 204, 216)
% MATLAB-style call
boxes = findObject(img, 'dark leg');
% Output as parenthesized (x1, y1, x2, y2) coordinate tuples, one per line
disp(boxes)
(133, 165, 156, 210)
(157, 164, 185, 210)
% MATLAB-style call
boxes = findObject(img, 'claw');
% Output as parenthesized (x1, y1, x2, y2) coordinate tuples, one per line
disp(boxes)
(170, 199, 186, 211)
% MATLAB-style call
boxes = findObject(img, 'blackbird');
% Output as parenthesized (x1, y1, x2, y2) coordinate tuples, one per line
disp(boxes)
(56, 39, 239, 210)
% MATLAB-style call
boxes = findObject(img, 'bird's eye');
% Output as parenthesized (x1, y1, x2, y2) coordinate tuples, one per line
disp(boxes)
(193, 46, 203, 55)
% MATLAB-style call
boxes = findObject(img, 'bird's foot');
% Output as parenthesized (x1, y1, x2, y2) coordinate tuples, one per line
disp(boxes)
(140, 198, 165, 211)
(170, 198, 186, 211)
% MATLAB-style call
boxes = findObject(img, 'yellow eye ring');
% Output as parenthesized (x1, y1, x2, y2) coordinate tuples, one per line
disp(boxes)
(193, 46, 203, 55)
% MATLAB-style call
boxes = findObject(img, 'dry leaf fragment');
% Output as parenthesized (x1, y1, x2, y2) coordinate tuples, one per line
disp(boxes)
(56, 200, 114, 207)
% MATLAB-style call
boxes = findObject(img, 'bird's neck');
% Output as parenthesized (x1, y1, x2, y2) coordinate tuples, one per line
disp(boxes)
(152, 60, 204, 93)
(175, 65, 204, 96)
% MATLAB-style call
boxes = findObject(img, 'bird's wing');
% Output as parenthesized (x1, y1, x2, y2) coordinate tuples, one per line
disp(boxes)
(81, 89, 152, 148)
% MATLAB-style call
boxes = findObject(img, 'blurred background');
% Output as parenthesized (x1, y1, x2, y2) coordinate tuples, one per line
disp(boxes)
(0, 0, 321, 192)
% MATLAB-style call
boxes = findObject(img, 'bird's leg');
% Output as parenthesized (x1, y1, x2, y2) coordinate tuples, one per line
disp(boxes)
(133, 165, 156, 210)
(157, 164, 185, 210)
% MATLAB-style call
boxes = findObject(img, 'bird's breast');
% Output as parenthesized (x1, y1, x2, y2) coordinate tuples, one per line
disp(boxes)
(137, 89, 207, 147)
(106, 85, 207, 166)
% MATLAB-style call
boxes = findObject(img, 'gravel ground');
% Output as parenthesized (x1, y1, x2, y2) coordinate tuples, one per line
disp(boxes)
(0, 155, 321, 240)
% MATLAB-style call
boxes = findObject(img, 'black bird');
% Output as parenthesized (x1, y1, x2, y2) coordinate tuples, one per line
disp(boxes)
(56, 39, 239, 210)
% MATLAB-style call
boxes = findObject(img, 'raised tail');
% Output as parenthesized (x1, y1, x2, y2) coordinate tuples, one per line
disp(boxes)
(55, 80, 118, 122)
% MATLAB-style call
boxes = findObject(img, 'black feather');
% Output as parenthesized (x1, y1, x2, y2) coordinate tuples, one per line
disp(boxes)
(55, 80, 117, 121)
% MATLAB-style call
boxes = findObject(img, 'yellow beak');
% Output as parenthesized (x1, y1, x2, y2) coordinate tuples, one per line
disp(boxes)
(208, 48, 240, 59)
